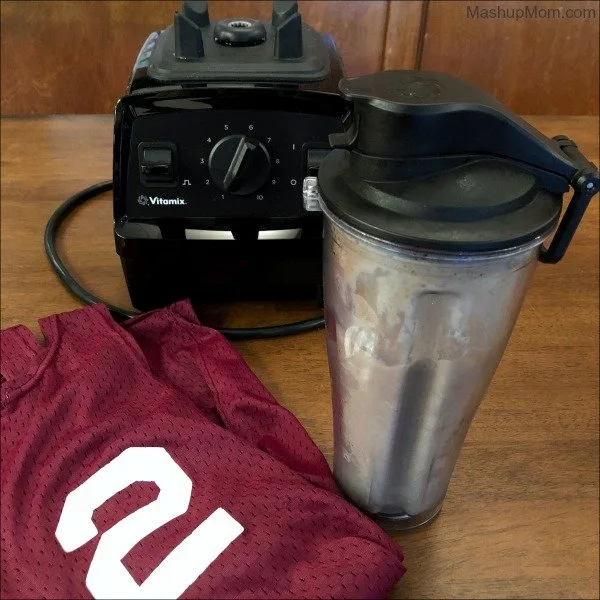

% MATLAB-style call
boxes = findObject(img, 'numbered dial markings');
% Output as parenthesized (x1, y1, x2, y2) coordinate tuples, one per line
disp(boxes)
(192, 127, 300, 200)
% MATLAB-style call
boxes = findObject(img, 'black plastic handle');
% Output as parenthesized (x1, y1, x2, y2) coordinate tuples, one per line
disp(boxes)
(539, 136, 599, 264)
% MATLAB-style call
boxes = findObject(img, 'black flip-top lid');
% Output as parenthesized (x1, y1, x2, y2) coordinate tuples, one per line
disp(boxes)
(318, 70, 599, 258)
(148, 0, 331, 83)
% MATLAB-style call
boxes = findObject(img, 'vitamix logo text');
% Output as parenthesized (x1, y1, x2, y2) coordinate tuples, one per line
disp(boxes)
(137, 195, 186, 206)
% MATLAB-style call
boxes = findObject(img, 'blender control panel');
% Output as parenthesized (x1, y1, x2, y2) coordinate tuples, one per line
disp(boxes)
(127, 110, 343, 219)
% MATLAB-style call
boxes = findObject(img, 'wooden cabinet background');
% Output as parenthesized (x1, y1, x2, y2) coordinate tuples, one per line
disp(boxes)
(1, 0, 598, 115)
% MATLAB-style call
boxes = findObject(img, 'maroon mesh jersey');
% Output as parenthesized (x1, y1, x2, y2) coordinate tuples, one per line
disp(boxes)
(1, 301, 404, 599)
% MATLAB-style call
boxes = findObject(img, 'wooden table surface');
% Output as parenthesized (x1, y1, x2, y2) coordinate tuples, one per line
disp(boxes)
(1, 116, 598, 599)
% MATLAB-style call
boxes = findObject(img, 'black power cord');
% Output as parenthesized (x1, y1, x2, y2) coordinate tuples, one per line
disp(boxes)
(44, 181, 325, 340)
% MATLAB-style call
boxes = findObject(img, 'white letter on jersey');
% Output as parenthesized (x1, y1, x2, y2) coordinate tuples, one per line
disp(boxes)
(55, 446, 243, 599)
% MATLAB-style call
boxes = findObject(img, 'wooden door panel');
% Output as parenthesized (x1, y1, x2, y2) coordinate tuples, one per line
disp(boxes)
(383, 0, 599, 115)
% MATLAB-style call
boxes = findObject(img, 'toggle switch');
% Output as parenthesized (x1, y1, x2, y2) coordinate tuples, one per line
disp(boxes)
(139, 145, 176, 185)
(306, 148, 330, 175)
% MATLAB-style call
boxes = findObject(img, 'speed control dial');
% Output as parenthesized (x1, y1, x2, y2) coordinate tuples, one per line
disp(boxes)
(208, 135, 271, 195)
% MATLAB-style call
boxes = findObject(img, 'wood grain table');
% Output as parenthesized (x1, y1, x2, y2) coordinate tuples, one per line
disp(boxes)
(1, 116, 598, 599)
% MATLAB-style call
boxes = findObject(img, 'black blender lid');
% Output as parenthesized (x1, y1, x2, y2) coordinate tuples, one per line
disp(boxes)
(319, 153, 561, 252)
(318, 70, 598, 254)
(148, 1, 331, 83)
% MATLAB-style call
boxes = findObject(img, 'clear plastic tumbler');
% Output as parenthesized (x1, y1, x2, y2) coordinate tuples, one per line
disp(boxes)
(322, 210, 544, 527)
(316, 70, 598, 528)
